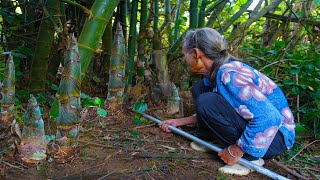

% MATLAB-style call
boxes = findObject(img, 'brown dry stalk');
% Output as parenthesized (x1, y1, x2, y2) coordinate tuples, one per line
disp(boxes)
(271, 159, 308, 180)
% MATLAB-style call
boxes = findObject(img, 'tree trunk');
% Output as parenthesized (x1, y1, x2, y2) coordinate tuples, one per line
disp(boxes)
(28, 0, 61, 94)
(126, 0, 138, 86)
(79, 0, 120, 79)
(107, 23, 126, 108)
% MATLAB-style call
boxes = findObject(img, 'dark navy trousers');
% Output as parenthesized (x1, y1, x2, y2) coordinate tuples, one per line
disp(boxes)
(192, 79, 287, 160)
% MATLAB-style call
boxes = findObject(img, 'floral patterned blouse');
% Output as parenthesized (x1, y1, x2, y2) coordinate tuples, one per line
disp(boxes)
(204, 60, 295, 158)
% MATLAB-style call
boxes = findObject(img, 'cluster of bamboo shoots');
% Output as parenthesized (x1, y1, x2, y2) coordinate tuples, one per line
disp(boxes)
(0, 33, 83, 165)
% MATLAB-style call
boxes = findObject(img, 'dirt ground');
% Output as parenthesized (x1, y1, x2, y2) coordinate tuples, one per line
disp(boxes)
(0, 97, 295, 180)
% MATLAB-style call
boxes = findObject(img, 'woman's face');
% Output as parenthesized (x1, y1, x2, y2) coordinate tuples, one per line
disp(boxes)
(182, 48, 203, 75)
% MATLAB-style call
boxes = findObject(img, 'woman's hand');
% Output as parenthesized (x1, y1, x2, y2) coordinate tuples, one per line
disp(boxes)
(158, 119, 179, 133)
(218, 144, 244, 166)
(158, 116, 197, 133)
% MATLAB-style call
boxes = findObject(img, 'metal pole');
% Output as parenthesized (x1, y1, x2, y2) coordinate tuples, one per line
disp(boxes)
(141, 112, 289, 180)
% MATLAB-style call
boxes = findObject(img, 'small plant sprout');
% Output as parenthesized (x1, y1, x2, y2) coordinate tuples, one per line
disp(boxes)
(81, 95, 107, 118)
(18, 94, 47, 166)
(132, 100, 148, 125)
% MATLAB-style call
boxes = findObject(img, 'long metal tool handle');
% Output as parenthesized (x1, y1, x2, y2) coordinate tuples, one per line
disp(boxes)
(142, 113, 289, 180)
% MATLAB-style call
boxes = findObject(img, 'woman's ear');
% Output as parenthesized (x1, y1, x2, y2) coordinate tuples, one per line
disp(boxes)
(193, 48, 203, 59)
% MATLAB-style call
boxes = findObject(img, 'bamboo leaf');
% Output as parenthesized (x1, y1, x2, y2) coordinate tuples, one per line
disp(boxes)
(51, 83, 59, 91)
(93, 97, 103, 106)
(295, 122, 307, 133)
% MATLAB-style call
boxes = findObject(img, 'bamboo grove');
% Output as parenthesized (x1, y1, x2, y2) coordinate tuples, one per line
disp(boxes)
(0, 0, 319, 164)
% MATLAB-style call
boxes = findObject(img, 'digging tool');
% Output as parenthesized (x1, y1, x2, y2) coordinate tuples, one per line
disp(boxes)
(140, 112, 289, 180)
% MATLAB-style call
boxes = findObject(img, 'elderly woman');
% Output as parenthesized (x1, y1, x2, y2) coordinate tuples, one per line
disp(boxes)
(159, 28, 295, 175)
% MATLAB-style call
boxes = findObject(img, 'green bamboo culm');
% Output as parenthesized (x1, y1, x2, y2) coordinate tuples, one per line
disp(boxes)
(28, 0, 61, 94)
(19, 94, 47, 165)
(173, 1, 181, 41)
(52, 34, 81, 163)
(101, 20, 113, 81)
(126, 0, 138, 86)
(107, 23, 126, 108)
(164, 0, 172, 45)
(79, 0, 120, 79)
(119, 0, 128, 42)
(189, 0, 199, 28)
(1, 52, 15, 127)
(198, 0, 206, 28)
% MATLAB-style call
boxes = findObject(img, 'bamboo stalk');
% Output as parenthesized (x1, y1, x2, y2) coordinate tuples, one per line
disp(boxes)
(79, 0, 120, 79)
(136, 0, 148, 81)
(189, 0, 199, 28)
(206, 0, 228, 27)
(101, 20, 113, 82)
(228, 0, 283, 47)
(198, 0, 206, 28)
(173, 0, 181, 41)
(119, 0, 128, 42)
(126, 0, 138, 86)
(219, 0, 253, 33)
(28, 0, 61, 94)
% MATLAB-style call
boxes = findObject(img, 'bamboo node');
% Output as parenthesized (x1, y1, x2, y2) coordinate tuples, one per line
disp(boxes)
(78, 43, 97, 53)
(92, 16, 109, 24)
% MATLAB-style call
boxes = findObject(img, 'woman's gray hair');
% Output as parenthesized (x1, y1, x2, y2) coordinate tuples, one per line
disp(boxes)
(183, 28, 236, 85)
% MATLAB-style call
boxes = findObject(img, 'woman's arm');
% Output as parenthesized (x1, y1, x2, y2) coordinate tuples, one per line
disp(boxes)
(159, 115, 197, 133)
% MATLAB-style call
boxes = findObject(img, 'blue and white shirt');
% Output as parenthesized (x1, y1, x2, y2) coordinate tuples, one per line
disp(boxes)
(203, 60, 295, 158)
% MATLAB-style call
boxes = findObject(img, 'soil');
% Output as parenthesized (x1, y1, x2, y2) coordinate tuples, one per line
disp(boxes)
(0, 95, 291, 180)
